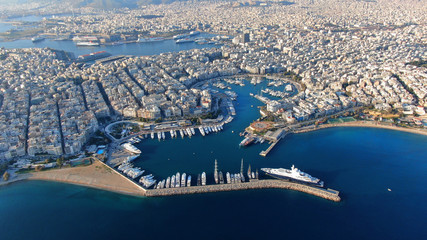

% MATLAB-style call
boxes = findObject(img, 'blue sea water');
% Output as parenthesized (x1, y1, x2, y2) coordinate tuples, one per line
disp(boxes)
(1, 81, 427, 240)
(0, 33, 219, 57)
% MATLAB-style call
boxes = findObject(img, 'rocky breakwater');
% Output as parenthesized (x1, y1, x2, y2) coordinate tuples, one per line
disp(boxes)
(145, 179, 341, 202)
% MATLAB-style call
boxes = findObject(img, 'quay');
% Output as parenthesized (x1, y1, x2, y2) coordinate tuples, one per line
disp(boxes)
(145, 179, 341, 202)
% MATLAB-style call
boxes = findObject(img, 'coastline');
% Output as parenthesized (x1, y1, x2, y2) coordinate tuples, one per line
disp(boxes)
(294, 121, 427, 136)
(0, 160, 146, 197)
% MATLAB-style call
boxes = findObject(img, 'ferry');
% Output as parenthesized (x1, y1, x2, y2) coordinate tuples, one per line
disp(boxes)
(261, 165, 324, 187)
(76, 41, 100, 46)
(31, 36, 45, 43)
(189, 31, 200, 36)
(173, 34, 188, 40)
(122, 142, 141, 154)
(176, 38, 194, 44)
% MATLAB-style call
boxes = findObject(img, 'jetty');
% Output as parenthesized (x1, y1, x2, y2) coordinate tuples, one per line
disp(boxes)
(145, 179, 341, 202)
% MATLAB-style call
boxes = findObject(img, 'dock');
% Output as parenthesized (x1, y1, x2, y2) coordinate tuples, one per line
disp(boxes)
(260, 140, 279, 157)
(145, 179, 341, 202)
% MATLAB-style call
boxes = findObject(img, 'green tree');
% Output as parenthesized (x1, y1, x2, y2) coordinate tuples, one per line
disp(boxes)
(56, 157, 64, 168)
(3, 171, 10, 181)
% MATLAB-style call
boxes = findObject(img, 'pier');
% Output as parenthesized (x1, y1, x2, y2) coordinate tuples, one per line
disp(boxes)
(260, 140, 279, 157)
(145, 179, 341, 202)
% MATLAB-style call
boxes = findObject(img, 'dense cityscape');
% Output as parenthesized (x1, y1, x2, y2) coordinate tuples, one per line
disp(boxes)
(0, 0, 427, 239)
(1, 0, 426, 164)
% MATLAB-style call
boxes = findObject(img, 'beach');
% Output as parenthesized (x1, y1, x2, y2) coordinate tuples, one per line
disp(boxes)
(294, 121, 427, 136)
(0, 160, 146, 196)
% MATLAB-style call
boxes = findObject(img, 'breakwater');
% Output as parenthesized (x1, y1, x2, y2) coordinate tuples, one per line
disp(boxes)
(145, 179, 341, 202)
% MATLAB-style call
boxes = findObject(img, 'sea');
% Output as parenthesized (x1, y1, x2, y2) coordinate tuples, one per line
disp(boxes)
(1, 18, 427, 240)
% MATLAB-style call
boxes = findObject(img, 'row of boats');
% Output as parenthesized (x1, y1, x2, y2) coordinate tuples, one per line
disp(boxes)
(261, 88, 291, 98)
(147, 124, 225, 140)
(155, 172, 200, 189)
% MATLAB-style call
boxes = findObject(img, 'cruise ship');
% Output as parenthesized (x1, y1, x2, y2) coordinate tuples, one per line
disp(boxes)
(261, 165, 324, 187)
(122, 142, 141, 154)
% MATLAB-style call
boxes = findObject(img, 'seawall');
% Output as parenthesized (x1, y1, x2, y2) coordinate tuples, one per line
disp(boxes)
(145, 179, 341, 202)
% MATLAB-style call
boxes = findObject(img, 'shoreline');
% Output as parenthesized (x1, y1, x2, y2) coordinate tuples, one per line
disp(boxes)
(294, 121, 427, 136)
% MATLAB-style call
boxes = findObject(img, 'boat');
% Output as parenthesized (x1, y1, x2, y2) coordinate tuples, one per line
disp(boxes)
(176, 172, 181, 187)
(226, 172, 231, 184)
(166, 177, 171, 188)
(121, 142, 141, 154)
(199, 127, 205, 136)
(261, 165, 324, 187)
(214, 159, 219, 184)
(219, 171, 224, 184)
(151, 132, 154, 139)
(179, 129, 184, 138)
(197, 174, 201, 186)
(76, 41, 100, 46)
(161, 131, 165, 140)
(201, 172, 206, 186)
(191, 128, 195, 135)
(157, 132, 161, 140)
(31, 36, 45, 43)
(187, 175, 191, 187)
(171, 175, 176, 188)
(239, 137, 255, 147)
(181, 173, 187, 187)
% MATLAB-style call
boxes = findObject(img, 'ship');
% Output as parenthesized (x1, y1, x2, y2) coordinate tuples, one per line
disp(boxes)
(31, 36, 45, 43)
(189, 31, 200, 36)
(201, 172, 206, 186)
(173, 34, 188, 40)
(76, 41, 100, 46)
(261, 165, 324, 187)
(239, 137, 255, 147)
(176, 38, 194, 44)
(121, 142, 141, 154)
